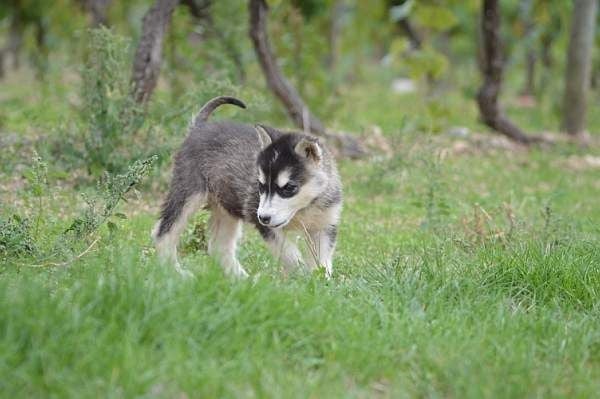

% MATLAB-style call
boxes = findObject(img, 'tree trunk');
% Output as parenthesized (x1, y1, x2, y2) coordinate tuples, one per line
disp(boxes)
(131, 0, 179, 104)
(180, 0, 211, 18)
(32, 18, 48, 80)
(562, 0, 598, 137)
(476, 0, 536, 144)
(249, 0, 325, 134)
(539, 35, 553, 69)
(76, 0, 112, 27)
(87, 0, 112, 27)
(248, 0, 365, 157)
(539, 13, 561, 70)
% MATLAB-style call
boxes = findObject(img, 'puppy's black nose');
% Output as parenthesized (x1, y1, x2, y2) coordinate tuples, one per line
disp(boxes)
(258, 215, 271, 225)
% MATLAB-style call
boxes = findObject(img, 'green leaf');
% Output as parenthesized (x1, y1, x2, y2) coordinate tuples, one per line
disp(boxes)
(390, 38, 411, 57)
(414, 5, 458, 31)
(404, 46, 449, 80)
(114, 213, 128, 220)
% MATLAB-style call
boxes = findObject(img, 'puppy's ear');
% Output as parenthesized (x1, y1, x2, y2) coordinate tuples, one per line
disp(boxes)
(254, 125, 272, 149)
(295, 137, 322, 163)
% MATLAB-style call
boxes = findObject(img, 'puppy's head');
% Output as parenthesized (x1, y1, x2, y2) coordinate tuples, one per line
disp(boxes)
(254, 125, 326, 229)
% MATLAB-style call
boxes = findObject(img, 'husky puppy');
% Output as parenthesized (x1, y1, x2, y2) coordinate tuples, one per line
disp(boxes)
(152, 96, 342, 278)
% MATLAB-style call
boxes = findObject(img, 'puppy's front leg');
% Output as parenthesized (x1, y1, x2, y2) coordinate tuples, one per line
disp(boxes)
(262, 229, 304, 273)
(306, 225, 338, 278)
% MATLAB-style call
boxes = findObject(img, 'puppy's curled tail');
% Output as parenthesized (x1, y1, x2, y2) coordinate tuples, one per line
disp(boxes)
(194, 96, 246, 126)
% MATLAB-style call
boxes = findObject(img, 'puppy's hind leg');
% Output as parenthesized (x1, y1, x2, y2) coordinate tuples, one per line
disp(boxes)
(152, 191, 207, 277)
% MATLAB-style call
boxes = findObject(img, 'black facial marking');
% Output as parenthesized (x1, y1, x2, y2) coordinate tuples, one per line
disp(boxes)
(256, 133, 308, 199)
(258, 182, 267, 195)
(278, 182, 298, 198)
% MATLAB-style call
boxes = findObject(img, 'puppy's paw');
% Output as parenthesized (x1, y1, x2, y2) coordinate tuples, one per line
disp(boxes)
(175, 263, 194, 279)
(230, 267, 249, 279)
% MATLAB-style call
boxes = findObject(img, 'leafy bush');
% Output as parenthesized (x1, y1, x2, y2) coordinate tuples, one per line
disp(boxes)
(0, 215, 36, 259)
(66, 156, 158, 239)
(80, 28, 145, 174)
(1, 155, 157, 266)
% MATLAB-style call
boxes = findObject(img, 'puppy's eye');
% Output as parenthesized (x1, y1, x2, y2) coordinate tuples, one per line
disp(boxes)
(279, 183, 298, 197)
(258, 182, 267, 194)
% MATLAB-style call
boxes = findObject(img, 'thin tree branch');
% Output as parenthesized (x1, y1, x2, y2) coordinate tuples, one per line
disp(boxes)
(476, 0, 540, 144)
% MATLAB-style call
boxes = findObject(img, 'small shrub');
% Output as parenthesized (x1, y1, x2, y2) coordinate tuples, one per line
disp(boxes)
(22, 152, 48, 238)
(65, 155, 158, 240)
(2, 155, 157, 266)
(80, 28, 145, 174)
(0, 215, 37, 259)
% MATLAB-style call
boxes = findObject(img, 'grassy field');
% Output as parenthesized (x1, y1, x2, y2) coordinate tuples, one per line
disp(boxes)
(1, 64, 600, 398)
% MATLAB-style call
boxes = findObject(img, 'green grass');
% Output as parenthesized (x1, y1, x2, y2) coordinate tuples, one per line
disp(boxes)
(2, 230, 600, 397)
(3, 144, 600, 398)
(2, 63, 600, 398)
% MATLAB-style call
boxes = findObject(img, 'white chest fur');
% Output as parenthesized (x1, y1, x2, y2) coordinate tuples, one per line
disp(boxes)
(286, 203, 341, 232)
